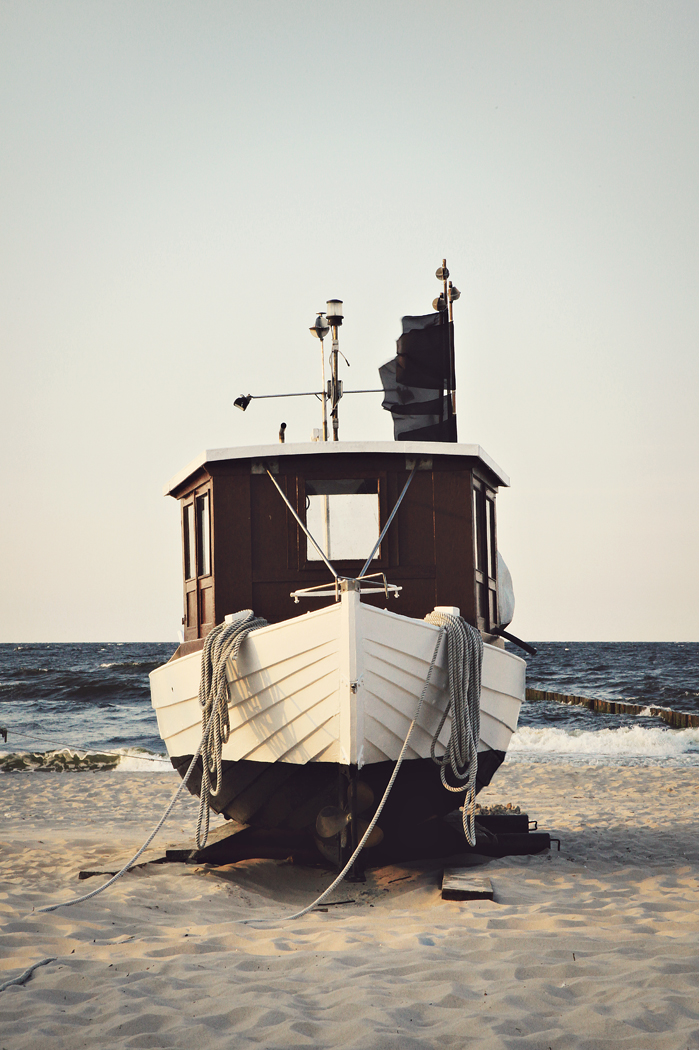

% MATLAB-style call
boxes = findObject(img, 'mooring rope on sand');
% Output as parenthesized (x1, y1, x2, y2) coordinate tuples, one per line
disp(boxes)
(35, 699, 219, 913)
(33, 608, 479, 923)
(35, 612, 267, 914)
(31, 623, 445, 921)
(256, 626, 446, 924)
(0, 957, 56, 993)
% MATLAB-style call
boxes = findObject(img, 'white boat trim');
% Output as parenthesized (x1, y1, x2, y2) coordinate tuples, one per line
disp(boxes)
(150, 587, 525, 770)
(164, 440, 510, 496)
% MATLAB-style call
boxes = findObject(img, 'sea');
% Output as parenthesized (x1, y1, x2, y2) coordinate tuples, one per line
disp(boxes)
(1, 641, 698, 773)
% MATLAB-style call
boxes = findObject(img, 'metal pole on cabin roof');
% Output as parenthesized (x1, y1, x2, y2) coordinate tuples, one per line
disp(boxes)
(448, 280, 461, 424)
(435, 259, 453, 430)
(330, 328, 339, 441)
(326, 299, 344, 442)
(443, 259, 456, 422)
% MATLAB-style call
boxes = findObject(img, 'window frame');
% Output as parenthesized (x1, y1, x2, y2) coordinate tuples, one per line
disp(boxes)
(472, 476, 498, 632)
(298, 471, 389, 572)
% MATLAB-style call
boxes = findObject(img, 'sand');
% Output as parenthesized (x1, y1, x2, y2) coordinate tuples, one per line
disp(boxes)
(2, 761, 699, 1049)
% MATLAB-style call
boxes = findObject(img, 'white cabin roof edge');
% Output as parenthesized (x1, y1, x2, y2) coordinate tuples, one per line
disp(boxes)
(163, 440, 510, 496)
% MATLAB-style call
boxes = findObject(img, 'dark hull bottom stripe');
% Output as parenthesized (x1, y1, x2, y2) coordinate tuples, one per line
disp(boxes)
(171, 750, 507, 864)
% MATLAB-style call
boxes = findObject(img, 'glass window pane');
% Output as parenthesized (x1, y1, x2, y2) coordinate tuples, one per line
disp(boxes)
(473, 487, 486, 571)
(183, 504, 195, 580)
(306, 479, 378, 496)
(488, 588, 498, 628)
(476, 579, 487, 624)
(486, 499, 496, 581)
(306, 490, 380, 562)
(196, 493, 211, 576)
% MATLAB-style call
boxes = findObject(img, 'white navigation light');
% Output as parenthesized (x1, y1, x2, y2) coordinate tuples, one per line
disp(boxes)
(326, 299, 343, 325)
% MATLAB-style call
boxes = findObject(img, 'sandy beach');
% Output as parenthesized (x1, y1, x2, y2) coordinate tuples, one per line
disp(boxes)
(2, 761, 699, 1049)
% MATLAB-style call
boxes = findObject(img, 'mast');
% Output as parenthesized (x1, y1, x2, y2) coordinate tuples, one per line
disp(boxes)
(435, 259, 457, 438)
(326, 299, 344, 441)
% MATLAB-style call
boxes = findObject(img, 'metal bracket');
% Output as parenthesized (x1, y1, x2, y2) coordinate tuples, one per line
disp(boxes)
(405, 456, 432, 471)
(251, 460, 278, 474)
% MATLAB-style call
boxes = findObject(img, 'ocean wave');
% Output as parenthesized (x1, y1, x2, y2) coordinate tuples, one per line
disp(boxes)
(508, 724, 699, 765)
(0, 747, 172, 773)
(98, 661, 165, 670)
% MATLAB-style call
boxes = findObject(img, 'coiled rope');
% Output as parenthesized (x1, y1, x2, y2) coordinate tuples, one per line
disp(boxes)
(196, 611, 268, 849)
(35, 610, 480, 920)
(424, 611, 483, 846)
(33, 621, 445, 925)
(36, 702, 217, 913)
(34, 613, 267, 914)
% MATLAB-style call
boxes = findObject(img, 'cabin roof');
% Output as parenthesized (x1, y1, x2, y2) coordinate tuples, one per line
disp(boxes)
(164, 440, 510, 496)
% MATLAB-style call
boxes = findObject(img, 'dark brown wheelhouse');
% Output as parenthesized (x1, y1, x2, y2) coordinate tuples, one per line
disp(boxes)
(167, 444, 507, 649)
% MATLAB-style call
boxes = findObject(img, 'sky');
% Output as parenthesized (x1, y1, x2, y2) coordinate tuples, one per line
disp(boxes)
(1, 0, 698, 643)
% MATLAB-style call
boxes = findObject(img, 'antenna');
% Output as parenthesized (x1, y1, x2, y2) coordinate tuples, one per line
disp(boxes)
(234, 297, 380, 428)
(325, 299, 344, 442)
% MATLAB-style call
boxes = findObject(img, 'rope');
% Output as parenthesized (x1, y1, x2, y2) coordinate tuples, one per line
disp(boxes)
(255, 626, 446, 923)
(31, 610, 478, 921)
(0, 957, 56, 993)
(32, 622, 445, 926)
(196, 611, 268, 849)
(34, 612, 266, 913)
(265, 470, 338, 578)
(358, 466, 415, 577)
(424, 611, 483, 846)
(0, 730, 167, 765)
(35, 715, 215, 913)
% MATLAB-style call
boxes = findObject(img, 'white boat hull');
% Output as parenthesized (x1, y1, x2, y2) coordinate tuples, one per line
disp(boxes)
(150, 587, 524, 777)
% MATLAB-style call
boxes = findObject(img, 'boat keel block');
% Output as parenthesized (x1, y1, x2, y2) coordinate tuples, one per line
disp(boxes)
(442, 871, 494, 901)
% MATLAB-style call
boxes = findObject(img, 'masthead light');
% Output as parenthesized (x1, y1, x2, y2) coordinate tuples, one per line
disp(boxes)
(326, 299, 343, 325)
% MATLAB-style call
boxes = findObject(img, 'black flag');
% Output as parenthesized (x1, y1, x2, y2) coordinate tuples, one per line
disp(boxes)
(379, 313, 456, 441)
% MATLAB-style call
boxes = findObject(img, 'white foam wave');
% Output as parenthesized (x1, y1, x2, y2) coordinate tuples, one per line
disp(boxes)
(116, 750, 172, 772)
(508, 724, 699, 766)
(0, 747, 172, 773)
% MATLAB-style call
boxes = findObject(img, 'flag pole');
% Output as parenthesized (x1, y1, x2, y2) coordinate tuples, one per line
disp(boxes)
(440, 259, 452, 429)
(447, 277, 457, 424)
(436, 258, 456, 438)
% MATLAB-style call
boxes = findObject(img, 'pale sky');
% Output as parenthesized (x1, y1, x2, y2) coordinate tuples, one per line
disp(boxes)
(2, 1, 698, 642)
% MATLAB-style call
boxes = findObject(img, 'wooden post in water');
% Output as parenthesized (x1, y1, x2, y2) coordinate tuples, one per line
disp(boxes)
(525, 687, 699, 729)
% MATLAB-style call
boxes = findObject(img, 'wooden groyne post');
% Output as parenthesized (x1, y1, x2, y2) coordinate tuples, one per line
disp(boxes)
(525, 688, 699, 729)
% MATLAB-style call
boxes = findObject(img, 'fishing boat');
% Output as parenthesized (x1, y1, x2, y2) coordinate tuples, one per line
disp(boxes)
(149, 263, 528, 865)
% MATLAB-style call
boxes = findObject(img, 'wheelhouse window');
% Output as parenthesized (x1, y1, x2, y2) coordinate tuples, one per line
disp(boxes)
(305, 479, 380, 562)
(473, 481, 498, 630)
(196, 493, 211, 576)
(183, 503, 195, 580)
